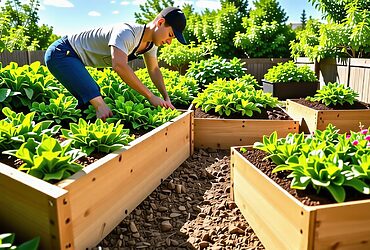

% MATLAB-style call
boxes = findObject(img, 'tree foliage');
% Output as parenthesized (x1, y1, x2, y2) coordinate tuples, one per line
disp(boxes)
(221, 0, 249, 16)
(291, 0, 370, 60)
(249, 0, 288, 25)
(234, 0, 295, 58)
(134, 0, 175, 24)
(300, 10, 307, 29)
(0, 0, 57, 51)
(191, 3, 245, 58)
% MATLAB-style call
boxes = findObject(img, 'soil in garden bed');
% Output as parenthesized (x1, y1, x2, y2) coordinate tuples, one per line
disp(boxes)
(240, 148, 370, 206)
(294, 98, 370, 110)
(195, 107, 292, 120)
(93, 149, 265, 250)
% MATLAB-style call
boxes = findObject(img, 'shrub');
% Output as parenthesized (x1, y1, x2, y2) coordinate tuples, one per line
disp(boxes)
(306, 82, 359, 106)
(264, 61, 318, 83)
(193, 77, 278, 117)
(185, 56, 246, 89)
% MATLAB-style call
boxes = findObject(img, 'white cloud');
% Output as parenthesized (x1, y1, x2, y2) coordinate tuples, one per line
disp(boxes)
(111, 0, 116, 3)
(43, 0, 74, 8)
(88, 11, 101, 17)
(120, 1, 130, 5)
(112, 10, 120, 14)
(174, 0, 194, 7)
(131, 0, 146, 5)
(195, 0, 220, 10)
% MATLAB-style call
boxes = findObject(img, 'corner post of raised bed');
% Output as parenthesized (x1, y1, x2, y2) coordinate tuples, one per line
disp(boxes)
(52, 193, 75, 250)
(0, 163, 75, 249)
(190, 110, 195, 155)
(229, 147, 237, 201)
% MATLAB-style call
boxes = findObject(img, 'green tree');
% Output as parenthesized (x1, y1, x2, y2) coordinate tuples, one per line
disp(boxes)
(308, 0, 347, 23)
(191, 3, 245, 58)
(300, 9, 307, 28)
(0, 0, 57, 50)
(134, 0, 175, 25)
(221, 0, 249, 17)
(249, 0, 288, 25)
(291, 0, 370, 60)
(234, 0, 295, 58)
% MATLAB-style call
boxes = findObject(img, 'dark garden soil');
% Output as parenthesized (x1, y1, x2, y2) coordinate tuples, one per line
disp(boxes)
(239, 148, 370, 206)
(194, 107, 292, 120)
(92, 149, 265, 250)
(294, 98, 370, 110)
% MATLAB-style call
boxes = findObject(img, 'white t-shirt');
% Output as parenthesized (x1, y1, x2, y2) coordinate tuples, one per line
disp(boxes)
(68, 23, 157, 67)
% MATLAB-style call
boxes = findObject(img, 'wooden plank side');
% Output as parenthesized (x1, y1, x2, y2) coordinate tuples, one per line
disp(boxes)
(0, 163, 72, 250)
(318, 110, 370, 132)
(286, 99, 318, 133)
(314, 201, 370, 250)
(63, 112, 191, 249)
(194, 119, 298, 149)
(231, 148, 312, 250)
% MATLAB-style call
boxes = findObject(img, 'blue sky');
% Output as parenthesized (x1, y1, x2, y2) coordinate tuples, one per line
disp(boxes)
(15, 0, 323, 35)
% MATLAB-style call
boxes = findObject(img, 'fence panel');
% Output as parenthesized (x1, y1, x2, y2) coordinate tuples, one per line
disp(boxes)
(241, 58, 290, 82)
(0, 51, 28, 66)
(28, 51, 45, 65)
(319, 58, 370, 103)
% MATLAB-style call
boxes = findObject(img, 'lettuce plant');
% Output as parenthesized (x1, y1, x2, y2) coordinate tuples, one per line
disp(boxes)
(3, 135, 84, 182)
(0, 62, 60, 110)
(253, 124, 370, 202)
(136, 68, 199, 107)
(0, 107, 60, 151)
(193, 78, 278, 117)
(61, 118, 135, 155)
(31, 93, 81, 124)
(105, 97, 181, 131)
(306, 82, 359, 106)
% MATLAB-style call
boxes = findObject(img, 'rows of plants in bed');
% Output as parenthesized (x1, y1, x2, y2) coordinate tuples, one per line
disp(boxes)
(0, 62, 198, 184)
(239, 123, 370, 204)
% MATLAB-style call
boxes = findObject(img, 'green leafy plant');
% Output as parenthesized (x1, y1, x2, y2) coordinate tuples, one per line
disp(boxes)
(31, 93, 82, 124)
(193, 78, 278, 117)
(0, 107, 60, 151)
(61, 118, 135, 156)
(158, 40, 216, 74)
(0, 233, 39, 250)
(3, 135, 85, 182)
(135, 68, 199, 107)
(306, 82, 359, 106)
(103, 96, 181, 131)
(0, 62, 60, 111)
(185, 56, 246, 89)
(253, 124, 370, 202)
(264, 61, 318, 83)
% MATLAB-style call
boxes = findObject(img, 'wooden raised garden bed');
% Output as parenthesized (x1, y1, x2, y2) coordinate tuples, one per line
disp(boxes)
(286, 99, 370, 133)
(0, 111, 193, 250)
(190, 105, 299, 149)
(230, 146, 370, 250)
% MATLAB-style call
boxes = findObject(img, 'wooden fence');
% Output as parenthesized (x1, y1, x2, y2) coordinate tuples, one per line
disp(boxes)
(296, 57, 370, 103)
(1, 51, 369, 103)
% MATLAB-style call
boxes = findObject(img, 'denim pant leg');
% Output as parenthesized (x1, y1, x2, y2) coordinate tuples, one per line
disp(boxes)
(44, 37, 101, 107)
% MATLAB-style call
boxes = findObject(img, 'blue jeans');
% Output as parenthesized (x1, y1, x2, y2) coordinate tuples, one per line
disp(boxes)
(44, 36, 101, 108)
